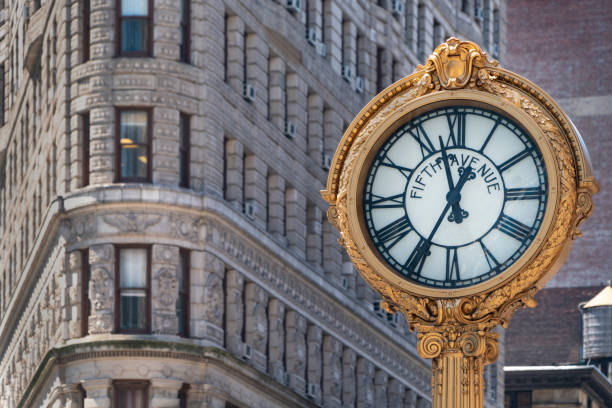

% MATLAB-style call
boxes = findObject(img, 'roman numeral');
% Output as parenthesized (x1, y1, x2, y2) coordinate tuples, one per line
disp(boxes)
(380, 156, 413, 179)
(479, 118, 501, 153)
(499, 148, 533, 172)
(370, 193, 404, 209)
(494, 214, 533, 241)
(405, 238, 430, 276)
(445, 248, 461, 281)
(445, 111, 466, 148)
(478, 239, 500, 270)
(505, 187, 544, 200)
(408, 125, 435, 157)
(375, 216, 413, 248)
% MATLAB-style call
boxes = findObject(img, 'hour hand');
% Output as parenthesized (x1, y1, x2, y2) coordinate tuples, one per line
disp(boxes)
(446, 166, 475, 224)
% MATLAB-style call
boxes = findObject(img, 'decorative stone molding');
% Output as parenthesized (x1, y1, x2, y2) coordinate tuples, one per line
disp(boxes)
(88, 244, 114, 335)
(285, 310, 307, 395)
(245, 282, 268, 372)
(152, 245, 179, 335)
(323, 335, 343, 408)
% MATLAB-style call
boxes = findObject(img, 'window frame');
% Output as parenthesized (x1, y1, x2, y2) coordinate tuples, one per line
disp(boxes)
(83, 0, 90, 62)
(179, 0, 191, 63)
(114, 245, 151, 334)
(115, 107, 152, 183)
(81, 248, 90, 337)
(81, 112, 90, 187)
(112, 380, 150, 408)
(116, 0, 154, 57)
(177, 248, 190, 337)
(179, 113, 190, 188)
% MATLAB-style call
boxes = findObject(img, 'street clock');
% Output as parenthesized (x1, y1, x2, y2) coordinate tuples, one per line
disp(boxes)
(321, 38, 598, 408)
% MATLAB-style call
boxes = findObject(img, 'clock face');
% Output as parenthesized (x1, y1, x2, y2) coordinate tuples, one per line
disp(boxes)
(363, 105, 548, 289)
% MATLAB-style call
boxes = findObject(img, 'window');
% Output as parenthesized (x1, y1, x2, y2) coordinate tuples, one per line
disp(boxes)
(83, 0, 90, 62)
(179, 113, 190, 188)
(178, 383, 189, 408)
(82, 113, 90, 187)
(113, 380, 149, 408)
(504, 390, 532, 408)
(116, 109, 151, 182)
(118, 0, 152, 56)
(376, 47, 384, 92)
(177, 249, 190, 337)
(179, 0, 190, 62)
(81, 248, 90, 336)
(115, 247, 150, 333)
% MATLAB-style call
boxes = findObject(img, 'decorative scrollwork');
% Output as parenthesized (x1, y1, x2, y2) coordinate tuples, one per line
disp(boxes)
(417, 332, 445, 359)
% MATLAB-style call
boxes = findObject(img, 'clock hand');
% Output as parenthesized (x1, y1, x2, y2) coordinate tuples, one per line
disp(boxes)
(437, 136, 469, 224)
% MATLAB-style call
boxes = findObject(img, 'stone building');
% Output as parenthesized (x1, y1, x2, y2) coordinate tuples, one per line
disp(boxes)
(0, 0, 505, 407)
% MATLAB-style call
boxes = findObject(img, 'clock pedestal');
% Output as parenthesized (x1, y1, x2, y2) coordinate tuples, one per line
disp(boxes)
(417, 327, 498, 408)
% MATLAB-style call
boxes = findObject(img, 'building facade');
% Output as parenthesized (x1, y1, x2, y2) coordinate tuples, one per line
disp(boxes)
(0, 0, 505, 407)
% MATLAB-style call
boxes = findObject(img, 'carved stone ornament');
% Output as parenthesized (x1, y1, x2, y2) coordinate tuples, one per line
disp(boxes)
(321, 38, 599, 408)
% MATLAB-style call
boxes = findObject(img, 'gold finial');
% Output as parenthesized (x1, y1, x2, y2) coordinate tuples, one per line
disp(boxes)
(418, 37, 499, 89)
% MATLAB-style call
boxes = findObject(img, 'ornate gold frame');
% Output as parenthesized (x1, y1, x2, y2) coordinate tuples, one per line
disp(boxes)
(321, 38, 598, 408)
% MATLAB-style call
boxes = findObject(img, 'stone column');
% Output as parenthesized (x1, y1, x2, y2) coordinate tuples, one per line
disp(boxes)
(306, 203, 323, 269)
(89, 0, 115, 59)
(244, 154, 268, 229)
(417, 3, 433, 61)
(357, 357, 375, 408)
(245, 282, 268, 372)
(190, 251, 225, 345)
(225, 269, 244, 356)
(342, 348, 356, 407)
(224, 138, 244, 210)
(323, 335, 343, 408)
(307, 93, 324, 163)
(88, 244, 114, 335)
(309, 0, 323, 41)
(152, 0, 180, 61)
(322, 219, 341, 283)
(306, 325, 323, 403)
(82, 379, 112, 408)
(285, 187, 306, 259)
(151, 245, 179, 335)
(226, 14, 245, 93)
(286, 72, 308, 152)
(323, 0, 342, 74)
(187, 384, 207, 408)
(65, 250, 83, 339)
(267, 174, 286, 242)
(88, 107, 114, 185)
(404, 388, 418, 407)
(59, 384, 85, 407)
(374, 369, 388, 407)
(152, 107, 180, 187)
(285, 310, 307, 395)
(268, 298, 286, 383)
(405, 0, 418, 53)
(269, 56, 286, 130)
(323, 108, 343, 160)
(342, 20, 357, 80)
(388, 378, 404, 407)
(150, 379, 184, 408)
(246, 33, 269, 118)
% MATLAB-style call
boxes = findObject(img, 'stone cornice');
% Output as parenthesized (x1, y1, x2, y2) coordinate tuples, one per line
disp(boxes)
(0, 185, 431, 398)
(17, 339, 318, 408)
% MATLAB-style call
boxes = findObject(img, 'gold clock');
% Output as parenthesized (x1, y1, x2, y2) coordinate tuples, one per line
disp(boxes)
(321, 38, 598, 408)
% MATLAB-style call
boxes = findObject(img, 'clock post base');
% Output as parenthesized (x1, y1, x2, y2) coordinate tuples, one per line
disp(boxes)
(417, 329, 498, 408)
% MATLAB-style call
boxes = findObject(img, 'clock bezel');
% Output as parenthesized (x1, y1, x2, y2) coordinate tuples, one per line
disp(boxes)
(346, 90, 560, 298)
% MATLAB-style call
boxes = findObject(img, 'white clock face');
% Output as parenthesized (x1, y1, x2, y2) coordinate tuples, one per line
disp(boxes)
(363, 106, 547, 288)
